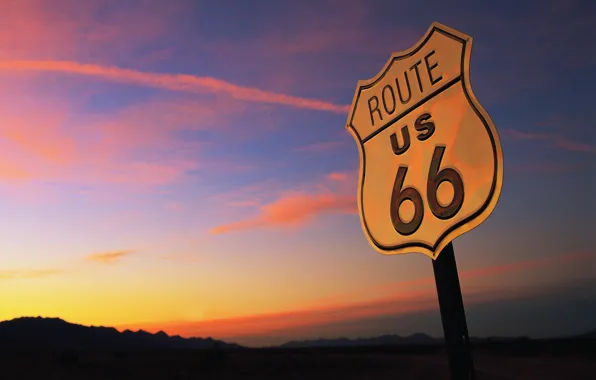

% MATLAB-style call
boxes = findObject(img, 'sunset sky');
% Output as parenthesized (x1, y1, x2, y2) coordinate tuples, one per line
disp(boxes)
(0, 0, 594, 347)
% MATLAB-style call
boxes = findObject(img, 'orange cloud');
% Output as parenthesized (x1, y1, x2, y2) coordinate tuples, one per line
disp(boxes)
(0, 161, 31, 181)
(0, 80, 263, 197)
(115, 250, 594, 342)
(209, 170, 360, 234)
(0, 60, 350, 114)
(117, 281, 553, 342)
(85, 250, 135, 264)
(210, 192, 356, 234)
(118, 289, 438, 340)
(0, 116, 76, 165)
(0, 269, 63, 280)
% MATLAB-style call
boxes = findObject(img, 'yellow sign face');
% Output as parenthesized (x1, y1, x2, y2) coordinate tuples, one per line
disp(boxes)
(346, 22, 503, 259)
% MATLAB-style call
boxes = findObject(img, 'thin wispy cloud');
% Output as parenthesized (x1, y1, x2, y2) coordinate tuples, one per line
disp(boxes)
(116, 280, 568, 342)
(0, 60, 350, 114)
(0, 269, 63, 280)
(503, 128, 596, 154)
(210, 192, 356, 235)
(292, 141, 346, 153)
(309, 250, 595, 308)
(210, 169, 360, 234)
(510, 162, 583, 174)
(85, 250, 135, 264)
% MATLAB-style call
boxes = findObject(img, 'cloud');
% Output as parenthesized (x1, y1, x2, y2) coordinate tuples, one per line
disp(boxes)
(307, 250, 595, 311)
(210, 192, 356, 235)
(292, 141, 346, 153)
(227, 200, 261, 208)
(502, 128, 596, 154)
(116, 250, 595, 341)
(85, 250, 135, 264)
(208, 179, 284, 208)
(0, 60, 350, 114)
(197, 1, 421, 95)
(326, 171, 350, 182)
(0, 0, 192, 65)
(116, 280, 558, 342)
(118, 288, 438, 340)
(370, 250, 594, 295)
(0, 79, 268, 200)
(209, 169, 360, 234)
(0, 269, 63, 280)
(510, 163, 583, 174)
(0, 161, 32, 181)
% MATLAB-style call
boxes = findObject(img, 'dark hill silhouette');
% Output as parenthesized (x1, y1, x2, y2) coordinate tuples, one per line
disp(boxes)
(278, 334, 574, 349)
(1, 316, 594, 352)
(577, 329, 596, 339)
(280, 333, 440, 348)
(0, 317, 242, 350)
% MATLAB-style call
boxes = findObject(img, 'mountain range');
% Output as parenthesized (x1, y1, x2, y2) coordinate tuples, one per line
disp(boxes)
(0, 317, 241, 350)
(0, 317, 594, 350)
(279, 333, 441, 348)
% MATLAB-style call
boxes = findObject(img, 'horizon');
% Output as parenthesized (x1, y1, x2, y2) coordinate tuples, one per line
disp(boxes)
(1, 0, 594, 348)
(2, 315, 591, 348)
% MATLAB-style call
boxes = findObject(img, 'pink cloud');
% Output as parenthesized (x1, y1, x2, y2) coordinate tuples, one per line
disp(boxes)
(0, 0, 192, 65)
(326, 172, 350, 182)
(0, 60, 350, 114)
(371, 250, 594, 296)
(0, 75, 275, 199)
(511, 163, 582, 174)
(0, 98, 198, 192)
(209, 169, 360, 234)
(502, 128, 596, 154)
(191, 0, 423, 96)
(210, 192, 357, 235)
(502, 129, 551, 140)
(208, 179, 283, 207)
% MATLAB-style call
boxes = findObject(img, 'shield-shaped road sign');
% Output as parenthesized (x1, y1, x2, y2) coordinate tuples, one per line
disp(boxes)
(346, 22, 504, 259)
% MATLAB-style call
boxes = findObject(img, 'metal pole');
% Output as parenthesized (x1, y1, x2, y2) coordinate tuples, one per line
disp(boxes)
(432, 242, 476, 380)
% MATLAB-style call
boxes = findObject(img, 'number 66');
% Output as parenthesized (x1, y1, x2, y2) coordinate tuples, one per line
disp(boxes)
(390, 145, 465, 236)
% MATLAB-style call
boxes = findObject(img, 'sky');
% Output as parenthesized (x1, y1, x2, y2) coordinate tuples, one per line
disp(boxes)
(0, 0, 594, 347)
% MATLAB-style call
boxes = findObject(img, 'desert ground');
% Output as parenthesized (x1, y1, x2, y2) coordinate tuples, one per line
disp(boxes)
(2, 340, 595, 380)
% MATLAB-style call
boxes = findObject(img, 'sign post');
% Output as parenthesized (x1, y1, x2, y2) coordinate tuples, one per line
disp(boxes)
(433, 242, 475, 379)
(345, 22, 503, 380)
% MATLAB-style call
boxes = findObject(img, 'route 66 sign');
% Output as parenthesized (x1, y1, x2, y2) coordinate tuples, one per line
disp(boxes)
(346, 22, 503, 259)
